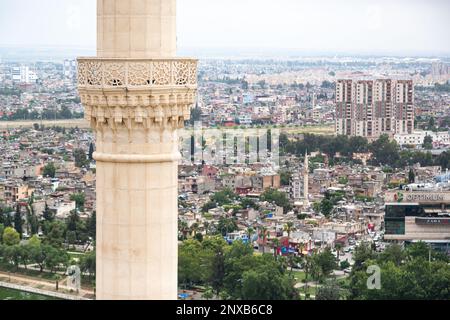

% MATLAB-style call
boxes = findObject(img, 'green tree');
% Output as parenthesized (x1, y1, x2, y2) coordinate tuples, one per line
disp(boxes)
(312, 201, 321, 214)
(349, 136, 369, 154)
(202, 287, 214, 300)
(311, 248, 338, 281)
(44, 246, 69, 273)
(178, 220, 190, 240)
(26, 201, 39, 236)
(0, 223, 4, 243)
(284, 222, 294, 239)
(42, 203, 55, 223)
(335, 243, 343, 260)
(43, 163, 56, 178)
(3, 227, 20, 246)
(316, 279, 344, 300)
(216, 217, 238, 236)
(349, 257, 450, 300)
(260, 188, 292, 214)
(3, 245, 22, 271)
(340, 260, 350, 270)
(241, 268, 296, 300)
(280, 170, 292, 186)
(210, 245, 226, 295)
(201, 201, 217, 213)
(352, 242, 375, 272)
(80, 250, 96, 279)
(30, 244, 47, 272)
(258, 226, 268, 254)
(28, 234, 41, 247)
(320, 199, 334, 217)
(43, 221, 66, 248)
(178, 239, 204, 288)
(67, 230, 77, 248)
(189, 106, 202, 125)
(19, 244, 32, 270)
(60, 106, 73, 119)
(14, 205, 23, 237)
(408, 168, 415, 183)
(66, 210, 88, 244)
(369, 134, 400, 166)
(238, 254, 298, 300)
(379, 243, 405, 266)
(423, 135, 433, 150)
(88, 142, 95, 161)
(427, 117, 435, 130)
(87, 211, 96, 239)
(240, 198, 259, 210)
(211, 188, 237, 206)
(70, 193, 86, 211)
(73, 148, 88, 168)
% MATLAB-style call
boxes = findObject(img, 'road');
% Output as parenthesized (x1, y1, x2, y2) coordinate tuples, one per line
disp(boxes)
(0, 270, 94, 299)
(0, 119, 90, 129)
(0, 120, 334, 136)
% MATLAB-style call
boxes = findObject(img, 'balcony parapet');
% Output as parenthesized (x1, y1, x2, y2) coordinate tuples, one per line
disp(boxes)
(77, 57, 197, 90)
(77, 58, 198, 131)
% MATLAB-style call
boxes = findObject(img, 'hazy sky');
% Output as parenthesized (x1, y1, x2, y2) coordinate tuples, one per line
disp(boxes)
(0, 0, 449, 55)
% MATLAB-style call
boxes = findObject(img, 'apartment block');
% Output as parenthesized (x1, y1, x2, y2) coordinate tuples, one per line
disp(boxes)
(336, 79, 414, 139)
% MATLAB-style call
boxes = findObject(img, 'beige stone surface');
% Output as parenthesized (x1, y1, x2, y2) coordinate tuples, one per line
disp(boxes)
(97, 0, 177, 58)
(78, 0, 197, 300)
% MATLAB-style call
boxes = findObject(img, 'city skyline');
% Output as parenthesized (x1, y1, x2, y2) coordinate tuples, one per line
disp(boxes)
(0, 0, 450, 303)
(0, 0, 449, 56)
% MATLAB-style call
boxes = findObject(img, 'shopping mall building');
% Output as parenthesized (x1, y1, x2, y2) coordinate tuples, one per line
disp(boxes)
(384, 187, 450, 253)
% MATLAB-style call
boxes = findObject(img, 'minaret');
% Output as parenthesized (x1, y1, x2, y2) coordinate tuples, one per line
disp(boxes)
(304, 151, 309, 206)
(77, 0, 197, 300)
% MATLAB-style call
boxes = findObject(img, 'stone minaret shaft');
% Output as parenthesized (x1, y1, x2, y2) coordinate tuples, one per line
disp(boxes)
(77, 0, 197, 300)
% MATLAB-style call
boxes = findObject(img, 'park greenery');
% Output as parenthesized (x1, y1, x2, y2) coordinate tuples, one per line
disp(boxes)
(179, 237, 299, 300)
(0, 202, 96, 283)
(1, 106, 83, 121)
(281, 133, 450, 169)
(179, 234, 450, 300)
(346, 242, 450, 300)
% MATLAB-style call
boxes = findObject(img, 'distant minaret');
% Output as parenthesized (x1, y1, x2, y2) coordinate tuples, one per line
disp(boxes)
(304, 151, 309, 206)
(312, 93, 319, 122)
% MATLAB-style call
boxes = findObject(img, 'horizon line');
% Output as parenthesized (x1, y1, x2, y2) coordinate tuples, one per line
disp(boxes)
(0, 44, 449, 59)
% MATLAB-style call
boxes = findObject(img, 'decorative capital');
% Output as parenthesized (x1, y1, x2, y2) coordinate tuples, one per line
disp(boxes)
(77, 58, 197, 89)
(77, 58, 198, 131)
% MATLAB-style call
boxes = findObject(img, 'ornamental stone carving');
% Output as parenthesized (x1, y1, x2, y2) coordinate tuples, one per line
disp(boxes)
(77, 58, 197, 131)
(77, 58, 197, 88)
(78, 57, 197, 161)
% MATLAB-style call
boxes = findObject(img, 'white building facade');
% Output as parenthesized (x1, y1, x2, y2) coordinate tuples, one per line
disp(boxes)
(394, 130, 450, 147)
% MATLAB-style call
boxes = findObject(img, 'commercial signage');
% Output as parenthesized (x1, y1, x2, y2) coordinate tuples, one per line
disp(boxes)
(389, 192, 450, 203)
(415, 217, 450, 225)
(406, 193, 445, 202)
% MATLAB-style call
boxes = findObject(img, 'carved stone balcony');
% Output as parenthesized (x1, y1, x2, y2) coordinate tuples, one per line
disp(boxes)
(77, 58, 198, 131)
(77, 57, 198, 90)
